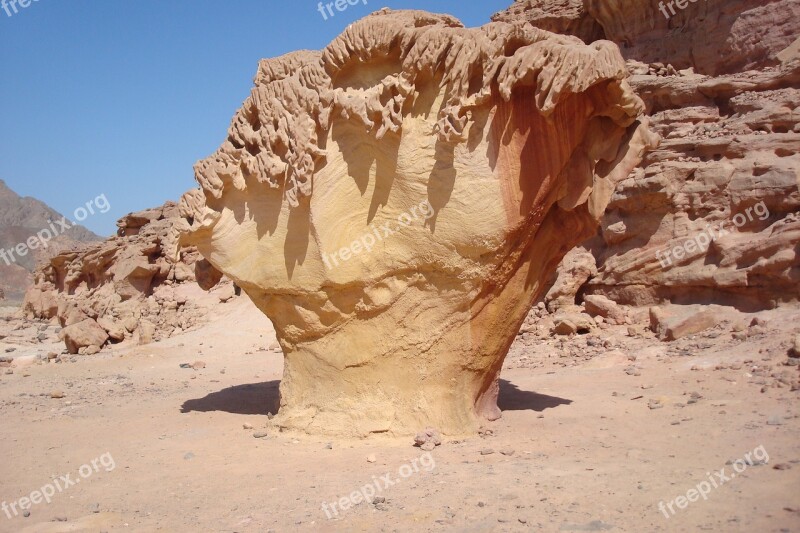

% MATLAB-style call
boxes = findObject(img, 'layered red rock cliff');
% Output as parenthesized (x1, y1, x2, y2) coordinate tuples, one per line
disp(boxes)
(494, 0, 800, 311)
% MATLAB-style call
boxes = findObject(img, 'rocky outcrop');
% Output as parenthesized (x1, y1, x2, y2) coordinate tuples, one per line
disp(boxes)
(492, 0, 604, 44)
(23, 203, 226, 351)
(495, 0, 800, 313)
(493, 0, 800, 75)
(585, 65, 800, 311)
(178, 9, 656, 436)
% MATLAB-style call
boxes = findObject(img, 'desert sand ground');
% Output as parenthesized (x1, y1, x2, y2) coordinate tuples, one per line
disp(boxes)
(1, 294, 799, 532)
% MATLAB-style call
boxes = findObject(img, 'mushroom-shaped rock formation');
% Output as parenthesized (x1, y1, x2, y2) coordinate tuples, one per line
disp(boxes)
(177, 9, 658, 437)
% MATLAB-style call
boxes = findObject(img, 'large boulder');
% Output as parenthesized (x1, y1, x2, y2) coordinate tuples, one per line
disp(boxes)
(543, 247, 597, 312)
(97, 316, 126, 342)
(60, 319, 109, 354)
(649, 304, 726, 341)
(584, 294, 628, 325)
(178, 9, 656, 436)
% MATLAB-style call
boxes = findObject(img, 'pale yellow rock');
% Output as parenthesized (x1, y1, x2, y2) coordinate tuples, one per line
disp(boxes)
(179, 9, 657, 437)
(59, 319, 109, 355)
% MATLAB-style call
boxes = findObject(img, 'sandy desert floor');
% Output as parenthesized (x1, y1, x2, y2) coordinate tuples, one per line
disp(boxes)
(1, 295, 799, 532)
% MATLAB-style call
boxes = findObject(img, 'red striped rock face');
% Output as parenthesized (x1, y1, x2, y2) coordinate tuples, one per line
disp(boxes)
(178, 9, 657, 437)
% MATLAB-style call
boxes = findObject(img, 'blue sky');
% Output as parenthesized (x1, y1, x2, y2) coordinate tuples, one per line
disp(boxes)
(0, 0, 511, 236)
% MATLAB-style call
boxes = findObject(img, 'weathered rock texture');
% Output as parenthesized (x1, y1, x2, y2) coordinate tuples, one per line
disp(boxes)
(495, 0, 800, 313)
(178, 9, 656, 436)
(493, 0, 800, 75)
(23, 203, 225, 353)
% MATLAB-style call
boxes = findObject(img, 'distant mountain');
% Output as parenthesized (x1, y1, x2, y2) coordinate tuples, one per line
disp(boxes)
(0, 179, 102, 301)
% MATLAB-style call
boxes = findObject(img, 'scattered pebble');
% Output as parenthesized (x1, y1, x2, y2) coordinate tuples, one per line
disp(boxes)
(648, 399, 663, 410)
(624, 366, 641, 376)
(414, 427, 442, 451)
(789, 335, 800, 358)
(560, 520, 614, 531)
(367, 454, 377, 463)
(726, 457, 768, 466)
(767, 416, 785, 426)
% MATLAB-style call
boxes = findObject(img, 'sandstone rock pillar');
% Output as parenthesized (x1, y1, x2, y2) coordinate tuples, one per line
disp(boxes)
(178, 9, 657, 436)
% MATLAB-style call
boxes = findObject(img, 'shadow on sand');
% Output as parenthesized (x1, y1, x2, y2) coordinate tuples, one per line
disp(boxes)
(180, 378, 570, 417)
(498, 379, 572, 412)
(181, 381, 280, 416)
